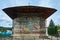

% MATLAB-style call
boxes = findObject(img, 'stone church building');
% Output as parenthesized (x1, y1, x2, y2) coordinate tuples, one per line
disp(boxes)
(3, 6, 57, 40)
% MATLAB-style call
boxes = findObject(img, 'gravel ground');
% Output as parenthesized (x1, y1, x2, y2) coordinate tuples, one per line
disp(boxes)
(0, 36, 60, 40)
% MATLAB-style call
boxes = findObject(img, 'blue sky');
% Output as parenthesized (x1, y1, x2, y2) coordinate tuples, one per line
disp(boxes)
(0, 0, 60, 27)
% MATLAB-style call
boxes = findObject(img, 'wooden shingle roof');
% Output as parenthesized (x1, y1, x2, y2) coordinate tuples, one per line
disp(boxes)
(3, 6, 57, 19)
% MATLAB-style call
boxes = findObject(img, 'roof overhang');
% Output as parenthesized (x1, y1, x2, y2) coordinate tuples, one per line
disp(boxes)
(3, 6, 57, 19)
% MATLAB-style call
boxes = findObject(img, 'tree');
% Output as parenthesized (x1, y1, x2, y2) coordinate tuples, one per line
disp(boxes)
(57, 25, 60, 30)
(48, 19, 58, 40)
(0, 27, 12, 32)
(48, 20, 55, 35)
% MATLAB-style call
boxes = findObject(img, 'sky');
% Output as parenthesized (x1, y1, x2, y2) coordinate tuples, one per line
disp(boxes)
(0, 0, 60, 27)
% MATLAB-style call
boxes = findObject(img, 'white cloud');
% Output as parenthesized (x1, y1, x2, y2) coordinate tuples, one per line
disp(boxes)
(15, 0, 29, 6)
(46, 17, 52, 27)
(39, 0, 53, 7)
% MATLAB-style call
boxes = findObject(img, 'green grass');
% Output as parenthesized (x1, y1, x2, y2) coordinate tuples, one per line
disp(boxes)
(0, 36, 8, 38)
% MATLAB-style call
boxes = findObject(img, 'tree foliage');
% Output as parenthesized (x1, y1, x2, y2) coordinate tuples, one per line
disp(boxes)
(57, 25, 60, 30)
(48, 20, 58, 36)
(0, 27, 12, 32)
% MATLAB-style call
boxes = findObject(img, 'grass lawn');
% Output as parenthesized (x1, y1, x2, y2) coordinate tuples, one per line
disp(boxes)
(0, 36, 8, 38)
